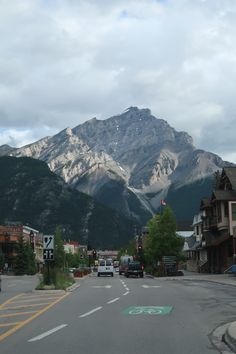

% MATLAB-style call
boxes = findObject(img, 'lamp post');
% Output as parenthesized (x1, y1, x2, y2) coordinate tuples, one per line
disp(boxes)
(29, 231, 35, 251)
(3, 232, 10, 272)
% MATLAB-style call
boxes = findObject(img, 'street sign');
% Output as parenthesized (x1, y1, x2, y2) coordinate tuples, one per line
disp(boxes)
(43, 235, 54, 261)
(122, 306, 172, 315)
(43, 249, 54, 260)
(43, 235, 54, 250)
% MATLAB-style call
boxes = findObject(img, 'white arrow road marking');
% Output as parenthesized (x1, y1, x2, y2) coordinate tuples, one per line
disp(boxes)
(79, 306, 103, 318)
(92, 285, 112, 288)
(142, 285, 161, 288)
(28, 324, 68, 342)
(107, 297, 120, 304)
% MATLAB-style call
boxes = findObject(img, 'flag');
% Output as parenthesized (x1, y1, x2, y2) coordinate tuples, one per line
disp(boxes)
(160, 199, 166, 206)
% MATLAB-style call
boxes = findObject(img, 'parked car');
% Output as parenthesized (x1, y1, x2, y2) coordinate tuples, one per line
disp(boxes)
(97, 259, 114, 277)
(124, 261, 144, 278)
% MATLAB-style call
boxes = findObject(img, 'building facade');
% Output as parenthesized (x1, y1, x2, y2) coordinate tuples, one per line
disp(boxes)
(197, 168, 236, 273)
(0, 223, 43, 271)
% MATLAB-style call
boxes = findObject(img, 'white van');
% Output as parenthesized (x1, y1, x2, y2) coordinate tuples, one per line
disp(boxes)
(97, 259, 114, 277)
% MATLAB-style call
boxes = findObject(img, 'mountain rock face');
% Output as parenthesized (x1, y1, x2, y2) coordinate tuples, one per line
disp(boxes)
(0, 156, 136, 248)
(7, 107, 234, 225)
(0, 144, 16, 156)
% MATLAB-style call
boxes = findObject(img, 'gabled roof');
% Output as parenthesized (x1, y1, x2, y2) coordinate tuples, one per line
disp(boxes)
(223, 167, 236, 190)
(192, 214, 202, 226)
(184, 235, 196, 249)
(200, 198, 211, 209)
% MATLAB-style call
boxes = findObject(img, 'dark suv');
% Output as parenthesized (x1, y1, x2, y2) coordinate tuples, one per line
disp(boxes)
(124, 261, 144, 278)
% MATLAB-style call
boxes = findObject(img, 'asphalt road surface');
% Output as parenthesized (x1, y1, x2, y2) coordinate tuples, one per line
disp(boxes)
(1, 272, 236, 354)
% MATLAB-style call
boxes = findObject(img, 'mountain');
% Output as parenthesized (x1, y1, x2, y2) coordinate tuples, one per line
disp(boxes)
(4, 107, 234, 226)
(0, 144, 16, 156)
(0, 156, 137, 248)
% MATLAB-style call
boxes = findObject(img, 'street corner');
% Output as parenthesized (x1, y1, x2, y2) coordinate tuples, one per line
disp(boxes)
(223, 321, 236, 353)
(211, 322, 236, 354)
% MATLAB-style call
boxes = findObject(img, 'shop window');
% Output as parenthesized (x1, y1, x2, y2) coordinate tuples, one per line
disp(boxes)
(232, 204, 236, 221)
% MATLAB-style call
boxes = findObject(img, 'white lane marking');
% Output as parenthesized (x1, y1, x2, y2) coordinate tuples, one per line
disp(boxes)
(7, 283, 18, 288)
(123, 291, 129, 296)
(125, 288, 129, 291)
(92, 285, 112, 288)
(28, 324, 68, 342)
(107, 297, 120, 304)
(79, 306, 103, 318)
(142, 285, 161, 288)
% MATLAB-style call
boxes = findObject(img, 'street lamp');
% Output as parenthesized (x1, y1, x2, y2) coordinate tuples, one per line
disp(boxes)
(3, 232, 10, 271)
(29, 231, 35, 251)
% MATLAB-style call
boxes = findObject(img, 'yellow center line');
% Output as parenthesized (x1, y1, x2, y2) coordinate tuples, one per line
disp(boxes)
(0, 292, 70, 342)
(0, 322, 21, 328)
(2, 302, 52, 310)
(0, 311, 38, 318)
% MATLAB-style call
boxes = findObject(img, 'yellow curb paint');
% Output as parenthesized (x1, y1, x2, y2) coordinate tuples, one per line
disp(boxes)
(0, 322, 21, 328)
(0, 292, 70, 342)
(0, 311, 38, 318)
(0, 294, 24, 309)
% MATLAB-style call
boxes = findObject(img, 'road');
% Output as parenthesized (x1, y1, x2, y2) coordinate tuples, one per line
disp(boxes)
(1, 272, 236, 354)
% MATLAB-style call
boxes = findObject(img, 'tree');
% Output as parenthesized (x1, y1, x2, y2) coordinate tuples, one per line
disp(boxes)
(14, 235, 28, 275)
(118, 238, 136, 259)
(145, 207, 184, 269)
(25, 242, 37, 275)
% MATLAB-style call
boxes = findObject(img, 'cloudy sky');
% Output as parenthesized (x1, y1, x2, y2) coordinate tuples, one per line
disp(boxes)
(0, 0, 236, 162)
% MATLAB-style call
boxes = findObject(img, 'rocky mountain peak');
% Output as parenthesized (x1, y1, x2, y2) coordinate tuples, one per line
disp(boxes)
(4, 107, 234, 225)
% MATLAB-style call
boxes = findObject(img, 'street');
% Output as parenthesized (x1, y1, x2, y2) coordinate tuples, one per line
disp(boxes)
(1, 272, 236, 353)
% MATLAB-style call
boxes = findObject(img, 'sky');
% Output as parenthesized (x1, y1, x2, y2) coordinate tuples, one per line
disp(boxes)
(0, 0, 236, 163)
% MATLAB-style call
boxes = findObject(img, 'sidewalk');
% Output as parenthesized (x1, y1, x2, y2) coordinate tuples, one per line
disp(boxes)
(171, 270, 236, 287)
(160, 271, 236, 353)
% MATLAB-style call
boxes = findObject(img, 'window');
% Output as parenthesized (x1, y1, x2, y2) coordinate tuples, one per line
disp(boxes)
(232, 204, 236, 221)
(217, 202, 222, 222)
(224, 202, 229, 217)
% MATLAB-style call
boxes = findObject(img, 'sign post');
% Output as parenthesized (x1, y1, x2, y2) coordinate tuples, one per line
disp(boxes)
(43, 235, 54, 284)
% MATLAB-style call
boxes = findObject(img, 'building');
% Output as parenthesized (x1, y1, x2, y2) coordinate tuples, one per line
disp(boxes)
(64, 241, 80, 254)
(199, 168, 236, 273)
(0, 223, 43, 271)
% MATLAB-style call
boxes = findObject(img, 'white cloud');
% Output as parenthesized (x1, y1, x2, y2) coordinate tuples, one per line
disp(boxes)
(0, 0, 236, 162)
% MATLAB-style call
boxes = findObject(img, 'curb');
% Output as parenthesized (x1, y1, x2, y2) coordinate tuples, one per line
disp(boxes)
(66, 283, 81, 292)
(224, 322, 236, 353)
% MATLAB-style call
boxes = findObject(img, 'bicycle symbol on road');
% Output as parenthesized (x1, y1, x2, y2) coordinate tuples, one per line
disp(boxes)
(123, 306, 172, 316)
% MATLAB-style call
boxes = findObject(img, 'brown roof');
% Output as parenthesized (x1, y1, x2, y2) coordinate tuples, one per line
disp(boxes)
(212, 190, 236, 201)
(223, 167, 236, 190)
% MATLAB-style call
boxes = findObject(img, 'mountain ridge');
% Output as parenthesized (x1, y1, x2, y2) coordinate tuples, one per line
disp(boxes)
(0, 156, 137, 248)
(1, 107, 234, 225)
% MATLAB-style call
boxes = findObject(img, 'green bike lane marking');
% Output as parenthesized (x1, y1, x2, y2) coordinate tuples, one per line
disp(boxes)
(122, 306, 173, 315)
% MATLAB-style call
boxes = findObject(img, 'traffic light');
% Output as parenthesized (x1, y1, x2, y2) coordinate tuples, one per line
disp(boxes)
(137, 236, 143, 255)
